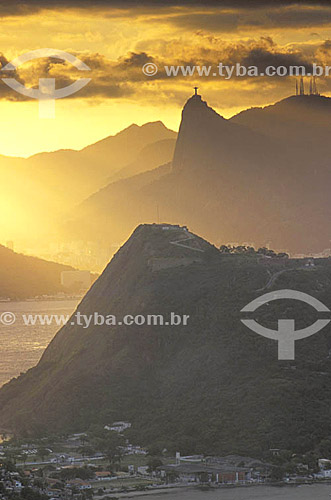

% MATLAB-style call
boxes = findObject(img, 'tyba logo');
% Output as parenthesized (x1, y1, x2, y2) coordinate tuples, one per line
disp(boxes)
(241, 290, 330, 360)
(1, 49, 91, 118)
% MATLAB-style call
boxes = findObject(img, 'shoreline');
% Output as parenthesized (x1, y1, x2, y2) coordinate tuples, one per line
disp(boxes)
(98, 480, 331, 499)
(96, 485, 194, 499)
(0, 295, 83, 303)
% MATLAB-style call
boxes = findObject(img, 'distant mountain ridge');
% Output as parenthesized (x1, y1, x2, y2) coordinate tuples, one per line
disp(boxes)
(0, 121, 176, 245)
(22, 121, 176, 192)
(231, 94, 331, 146)
(2, 92, 331, 260)
(66, 92, 331, 256)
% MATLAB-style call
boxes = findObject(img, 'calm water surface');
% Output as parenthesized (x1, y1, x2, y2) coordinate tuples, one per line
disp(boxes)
(0, 299, 80, 388)
(144, 484, 331, 500)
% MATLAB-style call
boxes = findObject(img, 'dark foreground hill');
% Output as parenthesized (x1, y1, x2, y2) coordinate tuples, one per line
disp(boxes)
(1, 225, 331, 456)
(0, 244, 75, 299)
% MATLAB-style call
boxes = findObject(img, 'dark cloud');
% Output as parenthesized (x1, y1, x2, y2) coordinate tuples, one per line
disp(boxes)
(167, 12, 240, 32)
(242, 48, 312, 72)
(315, 39, 331, 63)
(0, 52, 27, 101)
(138, 37, 321, 83)
(0, 38, 328, 103)
(268, 8, 331, 27)
(164, 7, 331, 32)
(0, 0, 330, 18)
(0, 52, 135, 101)
(0, 82, 27, 101)
(120, 52, 153, 68)
(317, 39, 331, 52)
(0, 53, 10, 68)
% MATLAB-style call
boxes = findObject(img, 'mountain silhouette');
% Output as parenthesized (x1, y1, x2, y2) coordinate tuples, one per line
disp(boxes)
(0, 244, 75, 299)
(0, 122, 176, 245)
(67, 91, 331, 256)
(231, 94, 331, 147)
(2, 224, 331, 456)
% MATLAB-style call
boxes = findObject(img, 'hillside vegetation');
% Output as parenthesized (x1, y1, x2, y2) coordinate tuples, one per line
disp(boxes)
(1, 225, 331, 458)
(0, 245, 75, 299)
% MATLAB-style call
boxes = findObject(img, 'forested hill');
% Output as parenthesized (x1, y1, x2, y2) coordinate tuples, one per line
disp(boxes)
(1, 225, 331, 457)
(0, 244, 74, 299)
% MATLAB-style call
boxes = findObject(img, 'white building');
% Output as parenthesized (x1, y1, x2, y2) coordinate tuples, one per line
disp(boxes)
(105, 421, 132, 433)
(317, 458, 331, 478)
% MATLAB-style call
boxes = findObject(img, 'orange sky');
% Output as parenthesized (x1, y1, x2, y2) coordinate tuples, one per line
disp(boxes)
(0, 2, 331, 156)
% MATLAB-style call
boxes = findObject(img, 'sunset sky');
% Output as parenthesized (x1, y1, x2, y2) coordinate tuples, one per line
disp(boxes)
(0, 0, 331, 156)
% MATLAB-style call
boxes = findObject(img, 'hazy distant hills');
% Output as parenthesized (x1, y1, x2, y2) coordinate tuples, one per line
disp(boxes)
(0, 244, 74, 299)
(81, 121, 175, 175)
(2, 224, 331, 455)
(25, 120, 176, 195)
(231, 94, 331, 146)
(106, 138, 175, 183)
(66, 162, 172, 242)
(2, 92, 331, 258)
(0, 122, 176, 243)
(66, 93, 331, 256)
